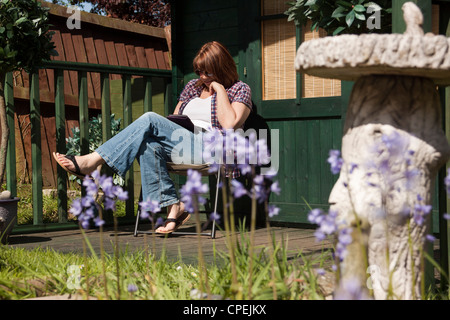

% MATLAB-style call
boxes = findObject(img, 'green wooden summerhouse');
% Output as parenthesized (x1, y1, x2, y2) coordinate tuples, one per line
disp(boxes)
(169, 0, 450, 276)
(170, 0, 448, 221)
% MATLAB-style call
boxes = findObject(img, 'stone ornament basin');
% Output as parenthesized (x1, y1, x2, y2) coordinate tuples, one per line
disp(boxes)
(295, 2, 450, 300)
(295, 3, 450, 86)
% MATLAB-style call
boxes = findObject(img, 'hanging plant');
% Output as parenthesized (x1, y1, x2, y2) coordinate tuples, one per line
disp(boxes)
(285, 0, 392, 35)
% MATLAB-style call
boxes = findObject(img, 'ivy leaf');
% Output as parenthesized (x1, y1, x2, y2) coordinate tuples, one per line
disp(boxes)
(336, 1, 353, 8)
(333, 26, 346, 35)
(345, 10, 355, 27)
(353, 4, 366, 13)
(355, 12, 366, 21)
(332, 6, 347, 18)
(14, 16, 28, 26)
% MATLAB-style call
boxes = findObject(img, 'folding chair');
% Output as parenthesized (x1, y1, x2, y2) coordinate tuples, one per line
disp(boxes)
(133, 162, 221, 239)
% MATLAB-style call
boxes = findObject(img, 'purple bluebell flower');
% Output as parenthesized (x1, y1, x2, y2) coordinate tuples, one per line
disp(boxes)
(314, 229, 327, 242)
(413, 204, 432, 226)
(180, 169, 209, 213)
(83, 178, 98, 197)
(70, 173, 129, 230)
(127, 284, 138, 293)
(268, 204, 280, 218)
(104, 197, 116, 212)
(270, 181, 281, 195)
(327, 150, 343, 175)
(336, 227, 353, 261)
(426, 234, 436, 242)
(231, 179, 247, 198)
(210, 212, 221, 222)
(138, 199, 161, 220)
(81, 196, 95, 208)
(445, 168, 450, 196)
(238, 164, 252, 176)
(334, 278, 371, 300)
(79, 214, 91, 229)
(381, 131, 409, 159)
(319, 214, 338, 235)
(69, 198, 83, 217)
(84, 206, 95, 219)
(155, 217, 164, 228)
(94, 216, 105, 227)
(315, 268, 326, 276)
(349, 163, 358, 174)
(99, 176, 114, 198)
(443, 213, 450, 220)
(207, 163, 220, 174)
(252, 175, 267, 203)
(111, 185, 128, 201)
(308, 208, 324, 225)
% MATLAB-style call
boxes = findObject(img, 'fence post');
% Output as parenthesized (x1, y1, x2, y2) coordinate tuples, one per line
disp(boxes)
(123, 75, 134, 219)
(144, 76, 152, 113)
(55, 69, 68, 223)
(5, 72, 16, 198)
(78, 71, 89, 157)
(30, 72, 43, 225)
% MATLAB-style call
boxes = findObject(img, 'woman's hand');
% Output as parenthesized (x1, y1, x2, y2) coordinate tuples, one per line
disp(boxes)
(209, 81, 225, 95)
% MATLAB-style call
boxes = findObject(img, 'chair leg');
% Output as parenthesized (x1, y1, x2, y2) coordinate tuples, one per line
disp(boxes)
(134, 190, 143, 237)
(133, 206, 141, 237)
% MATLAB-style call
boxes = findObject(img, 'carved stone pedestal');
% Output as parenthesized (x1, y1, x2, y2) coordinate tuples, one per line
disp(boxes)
(295, 2, 450, 299)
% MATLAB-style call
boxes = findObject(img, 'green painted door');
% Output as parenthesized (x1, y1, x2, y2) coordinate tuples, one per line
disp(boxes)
(242, 1, 352, 224)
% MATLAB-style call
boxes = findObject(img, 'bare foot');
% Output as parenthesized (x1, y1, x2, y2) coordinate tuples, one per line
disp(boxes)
(54, 152, 105, 176)
(156, 202, 188, 233)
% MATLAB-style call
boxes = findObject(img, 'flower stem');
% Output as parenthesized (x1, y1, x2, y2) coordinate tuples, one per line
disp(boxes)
(247, 166, 257, 299)
(265, 200, 277, 300)
(221, 172, 238, 295)
(97, 205, 109, 299)
(113, 215, 121, 299)
(193, 197, 210, 297)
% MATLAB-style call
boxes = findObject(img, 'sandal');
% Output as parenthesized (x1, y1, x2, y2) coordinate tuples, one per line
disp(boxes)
(156, 211, 191, 234)
(53, 152, 86, 179)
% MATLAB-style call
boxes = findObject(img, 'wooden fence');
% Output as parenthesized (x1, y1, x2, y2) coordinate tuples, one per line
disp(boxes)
(5, 60, 172, 232)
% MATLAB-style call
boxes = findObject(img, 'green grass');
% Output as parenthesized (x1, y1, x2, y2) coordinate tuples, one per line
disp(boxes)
(14, 184, 128, 225)
(0, 228, 332, 300)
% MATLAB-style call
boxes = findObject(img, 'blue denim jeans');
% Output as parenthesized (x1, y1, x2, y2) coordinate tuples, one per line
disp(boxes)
(96, 112, 205, 208)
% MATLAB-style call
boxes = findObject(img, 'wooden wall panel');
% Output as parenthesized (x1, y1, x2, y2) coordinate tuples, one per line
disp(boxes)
(268, 119, 342, 224)
(10, 8, 171, 188)
(13, 14, 171, 104)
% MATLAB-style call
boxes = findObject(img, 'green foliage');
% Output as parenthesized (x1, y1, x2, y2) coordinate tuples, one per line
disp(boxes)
(285, 0, 392, 35)
(66, 114, 122, 156)
(0, 0, 57, 74)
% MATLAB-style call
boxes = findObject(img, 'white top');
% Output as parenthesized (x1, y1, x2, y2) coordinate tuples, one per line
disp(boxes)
(182, 96, 212, 131)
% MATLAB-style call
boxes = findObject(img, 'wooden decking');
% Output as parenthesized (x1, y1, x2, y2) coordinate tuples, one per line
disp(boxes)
(7, 221, 332, 266)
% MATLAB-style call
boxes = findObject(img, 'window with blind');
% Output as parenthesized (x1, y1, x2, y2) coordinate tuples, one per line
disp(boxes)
(261, 0, 341, 100)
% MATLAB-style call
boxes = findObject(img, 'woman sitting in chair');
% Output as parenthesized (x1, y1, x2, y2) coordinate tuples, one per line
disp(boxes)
(53, 41, 252, 234)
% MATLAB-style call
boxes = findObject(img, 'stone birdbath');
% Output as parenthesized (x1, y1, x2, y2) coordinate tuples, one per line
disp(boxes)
(295, 2, 450, 299)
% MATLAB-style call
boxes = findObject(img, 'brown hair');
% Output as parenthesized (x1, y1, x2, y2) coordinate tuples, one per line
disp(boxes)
(193, 41, 239, 89)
